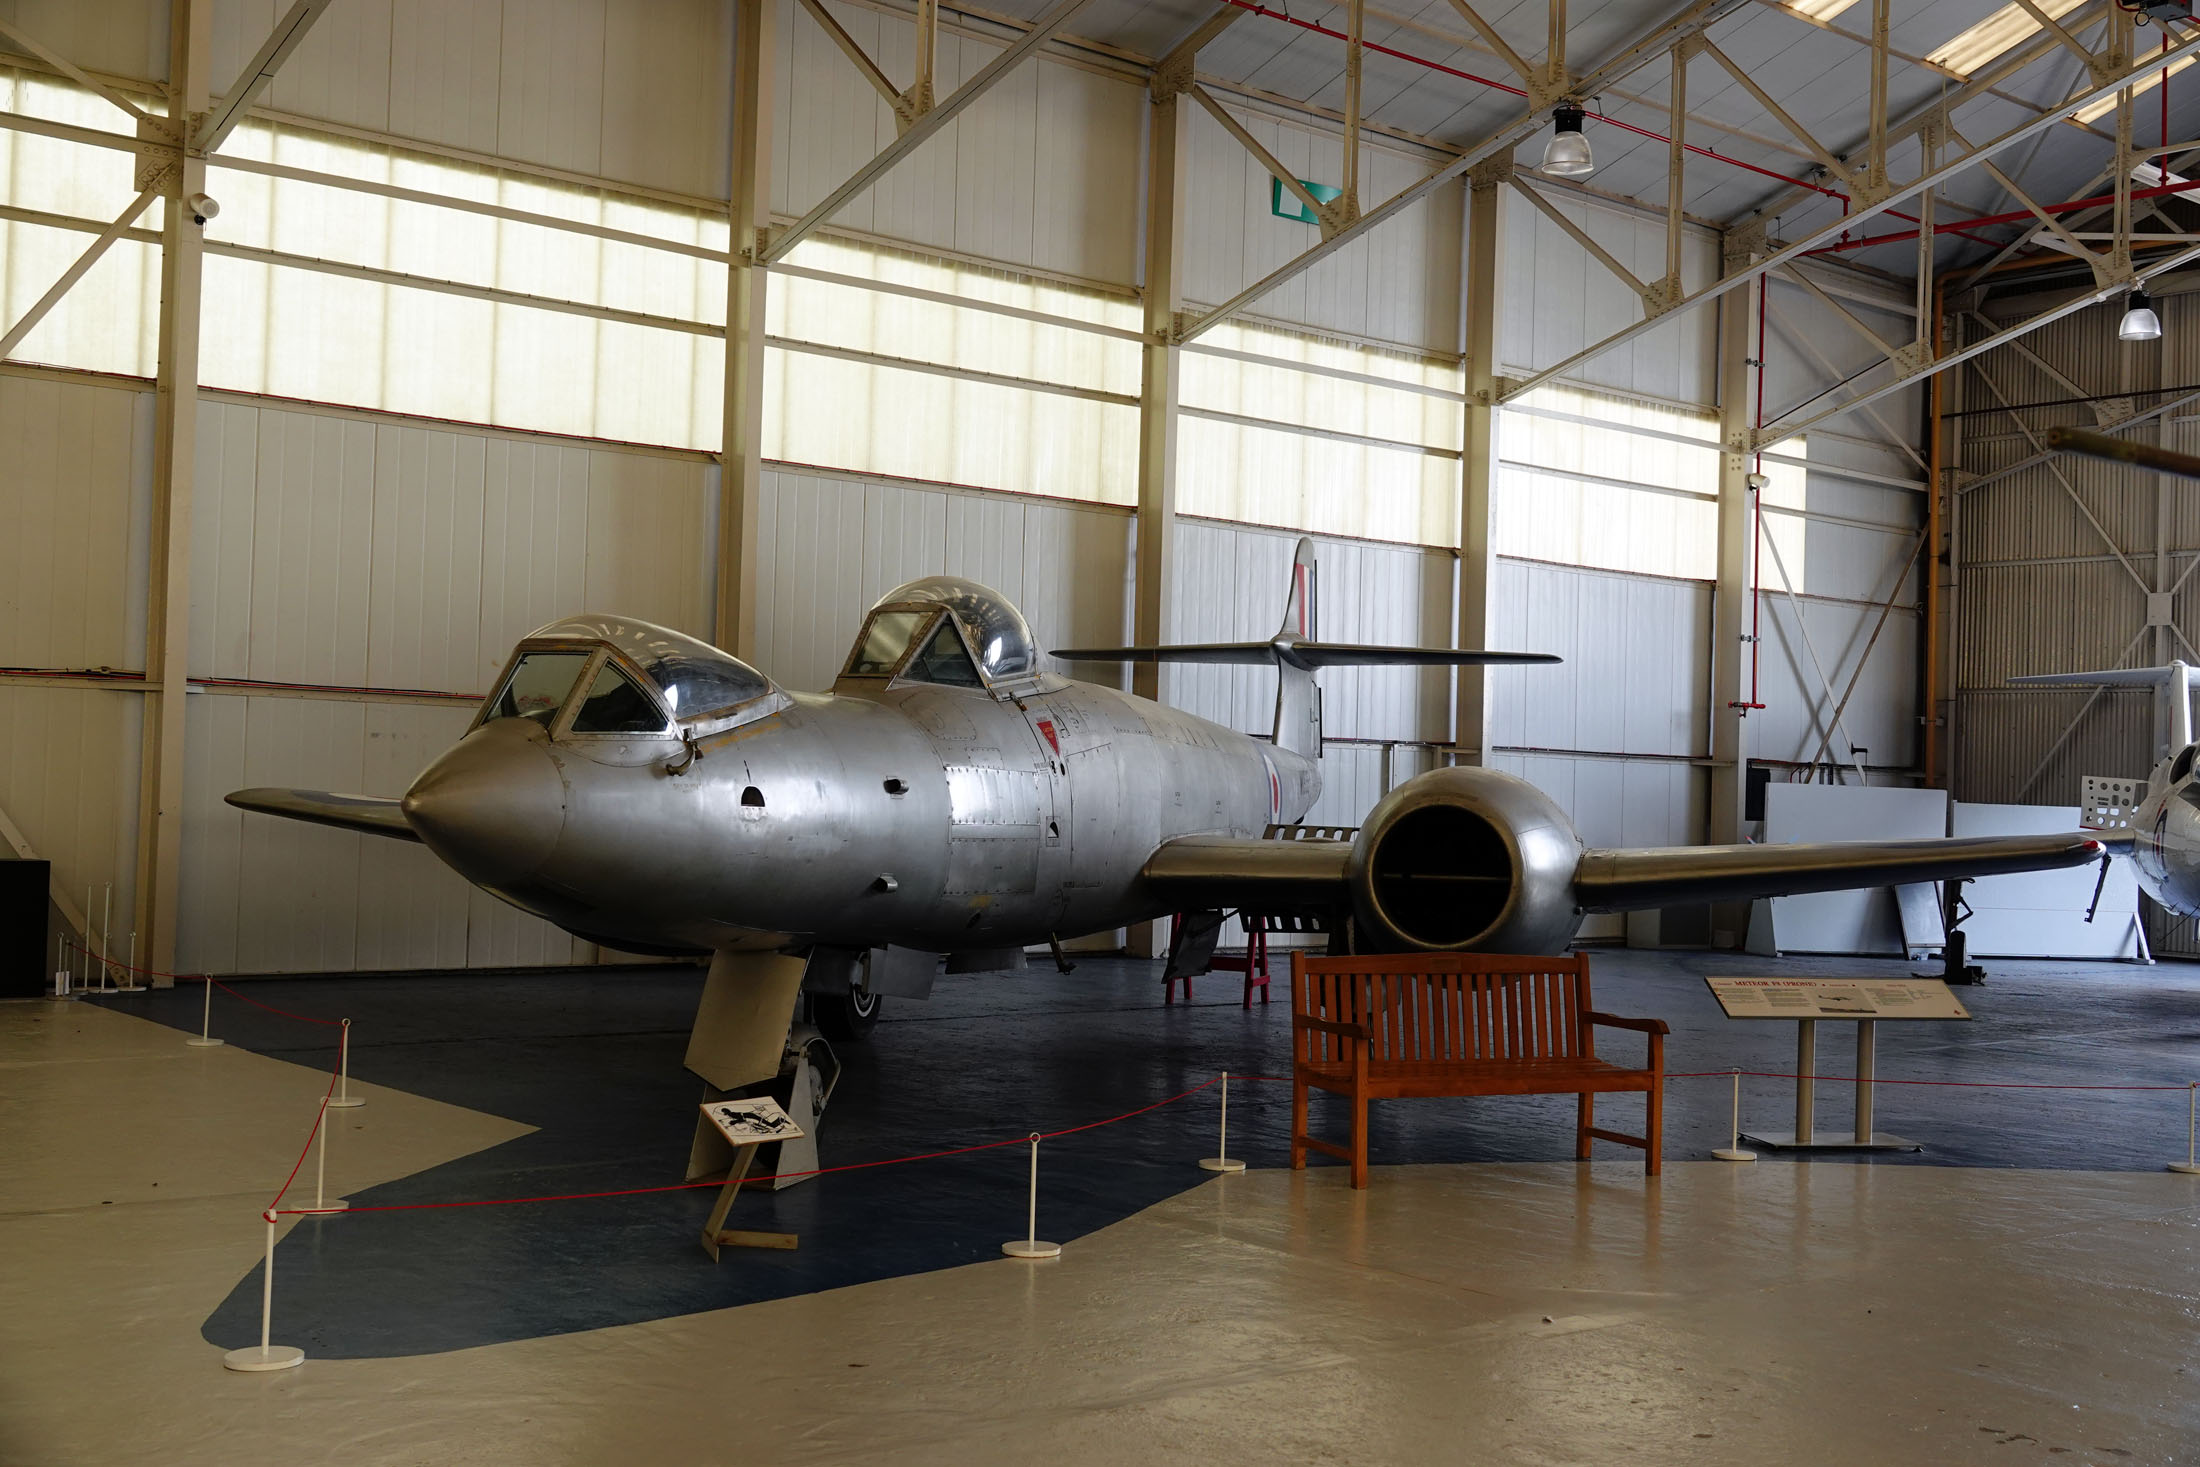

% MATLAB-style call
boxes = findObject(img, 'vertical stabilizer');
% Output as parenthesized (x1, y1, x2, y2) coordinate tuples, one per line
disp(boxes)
(2009, 661, 2197, 767)
(1273, 539, 1321, 760)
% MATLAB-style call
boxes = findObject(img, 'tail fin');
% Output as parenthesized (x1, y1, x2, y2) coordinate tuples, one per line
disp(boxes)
(2010, 661, 2195, 764)
(1050, 537, 1560, 762)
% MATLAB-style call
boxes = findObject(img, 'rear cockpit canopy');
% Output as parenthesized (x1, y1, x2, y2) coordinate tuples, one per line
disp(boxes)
(478, 615, 787, 738)
(839, 576, 1047, 696)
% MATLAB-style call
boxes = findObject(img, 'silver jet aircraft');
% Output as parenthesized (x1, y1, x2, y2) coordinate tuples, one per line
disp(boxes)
(2011, 661, 2200, 917)
(233, 540, 2096, 1086)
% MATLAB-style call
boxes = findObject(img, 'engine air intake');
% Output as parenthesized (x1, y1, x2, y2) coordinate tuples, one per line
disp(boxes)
(1367, 804, 1513, 947)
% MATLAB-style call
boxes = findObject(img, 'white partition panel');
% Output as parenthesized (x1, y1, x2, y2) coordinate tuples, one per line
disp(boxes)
(1953, 803, 2141, 960)
(1762, 783, 1948, 955)
(753, 467, 1133, 693)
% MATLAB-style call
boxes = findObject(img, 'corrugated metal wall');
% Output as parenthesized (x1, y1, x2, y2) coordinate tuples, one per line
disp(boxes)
(1949, 288, 2200, 952)
(0, 372, 152, 957)
(1951, 289, 2200, 806)
(1497, 188, 1719, 407)
(210, 0, 734, 199)
(751, 465, 1133, 692)
(1183, 97, 1462, 355)
(777, 1, 1142, 289)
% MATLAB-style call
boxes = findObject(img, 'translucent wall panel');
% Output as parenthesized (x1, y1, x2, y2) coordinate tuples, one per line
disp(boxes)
(1495, 385, 1722, 580)
(1178, 322, 1464, 547)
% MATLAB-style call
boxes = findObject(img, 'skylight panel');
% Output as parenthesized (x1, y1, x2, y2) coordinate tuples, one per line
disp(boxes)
(1787, 0, 1860, 20)
(2071, 54, 2198, 125)
(1927, 0, 2085, 78)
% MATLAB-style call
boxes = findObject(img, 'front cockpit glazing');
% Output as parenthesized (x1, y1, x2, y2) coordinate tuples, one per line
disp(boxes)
(481, 616, 787, 740)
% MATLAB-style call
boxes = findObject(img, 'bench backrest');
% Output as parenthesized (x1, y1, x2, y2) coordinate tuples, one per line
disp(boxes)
(1290, 951, 1594, 1066)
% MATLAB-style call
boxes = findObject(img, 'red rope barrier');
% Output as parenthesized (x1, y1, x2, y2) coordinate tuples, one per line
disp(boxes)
(268, 1035, 346, 1214)
(66, 940, 343, 1026)
(275, 1076, 1223, 1217)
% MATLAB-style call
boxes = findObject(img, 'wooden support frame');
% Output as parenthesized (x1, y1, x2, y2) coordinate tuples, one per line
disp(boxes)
(699, 1143, 799, 1261)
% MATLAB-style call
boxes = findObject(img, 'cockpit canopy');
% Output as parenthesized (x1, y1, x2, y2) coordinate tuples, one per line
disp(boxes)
(838, 576, 1045, 695)
(477, 615, 786, 737)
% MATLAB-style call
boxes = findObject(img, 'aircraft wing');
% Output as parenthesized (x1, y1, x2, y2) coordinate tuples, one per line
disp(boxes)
(1570, 833, 2101, 911)
(1140, 834, 1353, 909)
(1141, 831, 2101, 919)
(227, 788, 419, 842)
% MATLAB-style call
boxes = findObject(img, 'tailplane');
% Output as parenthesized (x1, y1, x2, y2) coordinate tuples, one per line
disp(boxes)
(1051, 537, 1560, 761)
(2010, 661, 2195, 765)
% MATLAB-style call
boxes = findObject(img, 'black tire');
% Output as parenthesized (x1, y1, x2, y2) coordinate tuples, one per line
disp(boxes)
(812, 988, 880, 1041)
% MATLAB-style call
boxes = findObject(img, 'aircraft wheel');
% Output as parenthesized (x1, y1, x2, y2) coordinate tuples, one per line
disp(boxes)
(813, 988, 880, 1041)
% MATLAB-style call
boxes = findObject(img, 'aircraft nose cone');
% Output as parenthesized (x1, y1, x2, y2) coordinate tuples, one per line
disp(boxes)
(402, 724, 566, 887)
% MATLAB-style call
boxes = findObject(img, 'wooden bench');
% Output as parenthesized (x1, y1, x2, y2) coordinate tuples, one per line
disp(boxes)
(1290, 951, 1668, 1187)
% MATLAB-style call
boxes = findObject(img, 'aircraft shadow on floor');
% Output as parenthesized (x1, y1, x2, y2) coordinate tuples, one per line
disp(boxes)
(96, 955, 2200, 1359)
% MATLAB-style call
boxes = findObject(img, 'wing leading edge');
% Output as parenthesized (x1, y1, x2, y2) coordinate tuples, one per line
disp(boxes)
(1142, 831, 2102, 923)
(227, 788, 419, 842)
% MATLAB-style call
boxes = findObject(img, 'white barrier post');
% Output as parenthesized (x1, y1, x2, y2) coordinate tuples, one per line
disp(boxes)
(115, 930, 145, 993)
(326, 1018, 364, 1109)
(186, 976, 224, 1048)
(2171, 1083, 2200, 1176)
(1713, 1068, 1756, 1162)
(1001, 1133, 1060, 1259)
(1198, 1072, 1246, 1173)
(222, 1210, 305, 1371)
(308, 1098, 348, 1215)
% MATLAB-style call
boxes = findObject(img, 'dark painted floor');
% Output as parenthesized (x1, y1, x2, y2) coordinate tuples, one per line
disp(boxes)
(93, 947, 2200, 1360)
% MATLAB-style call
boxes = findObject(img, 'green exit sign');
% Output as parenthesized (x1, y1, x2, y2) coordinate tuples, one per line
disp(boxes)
(1270, 176, 1342, 225)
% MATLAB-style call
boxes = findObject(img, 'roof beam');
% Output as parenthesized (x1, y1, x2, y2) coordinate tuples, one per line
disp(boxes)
(1504, 24, 2200, 404)
(764, 0, 1096, 263)
(1181, 0, 1750, 342)
(195, 0, 337, 153)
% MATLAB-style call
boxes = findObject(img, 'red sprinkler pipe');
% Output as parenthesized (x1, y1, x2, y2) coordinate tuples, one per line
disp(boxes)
(1210, 0, 2011, 248)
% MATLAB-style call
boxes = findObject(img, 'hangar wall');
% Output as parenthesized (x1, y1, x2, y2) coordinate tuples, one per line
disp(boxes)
(0, 0, 1927, 973)
(1947, 285, 2200, 953)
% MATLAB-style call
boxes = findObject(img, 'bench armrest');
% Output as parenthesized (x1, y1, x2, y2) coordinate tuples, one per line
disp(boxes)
(1584, 1011, 1670, 1036)
(1294, 1015, 1369, 1040)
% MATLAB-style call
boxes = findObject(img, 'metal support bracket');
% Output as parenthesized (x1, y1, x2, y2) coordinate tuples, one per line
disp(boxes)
(1643, 275, 1685, 317)
(134, 115, 184, 193)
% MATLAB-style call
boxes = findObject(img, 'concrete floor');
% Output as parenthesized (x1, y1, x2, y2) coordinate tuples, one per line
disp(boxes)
(5, 950, 2200, 1463)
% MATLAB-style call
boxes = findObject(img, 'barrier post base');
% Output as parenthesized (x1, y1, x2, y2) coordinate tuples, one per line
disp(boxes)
(222, 1345, 304, 1373)
(1001, 1240, 1060, 1259)
(185, 1036, 225, 1048)
(1197, 1157, 1246, 1172)
(300, 1201, 348, 1214)
(1711, 1147, 1756, 1162)
(1742, 1130, 1921, 1152)
(325, 1095, 365, 1110)
(2170, 1162, 2200, 1175)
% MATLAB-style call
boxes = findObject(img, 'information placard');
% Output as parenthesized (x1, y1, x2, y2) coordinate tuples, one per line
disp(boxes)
(1704, 976, 1970, 1021)
(699, 1095, 804, 1146)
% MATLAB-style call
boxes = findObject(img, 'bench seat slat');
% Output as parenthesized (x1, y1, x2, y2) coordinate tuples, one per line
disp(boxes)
(1289, 950, 1665, 1186)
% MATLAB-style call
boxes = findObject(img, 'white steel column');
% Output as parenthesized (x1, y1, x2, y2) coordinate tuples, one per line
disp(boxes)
(1454, 158, 1505, 766)
(717, 0, 776, 659)
(133, 0, 211, 981)
(1134, 82, 1190, 706)
(1710, 227, 1763, 932)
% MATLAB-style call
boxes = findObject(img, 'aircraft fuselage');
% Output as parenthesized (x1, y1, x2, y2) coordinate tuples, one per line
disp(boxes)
(403, 673, 1319, 956)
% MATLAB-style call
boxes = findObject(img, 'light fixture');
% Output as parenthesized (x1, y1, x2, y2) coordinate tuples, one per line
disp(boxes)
(1542, 104, 1593, 178)
(2121, 288, 2163, 342)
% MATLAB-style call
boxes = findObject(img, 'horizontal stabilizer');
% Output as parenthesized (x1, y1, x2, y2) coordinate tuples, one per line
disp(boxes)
(2009, 668, 2188, 687)
(227, 788, 419, 842)
(1572, 832, 2100, 913)
(1052, 640, 1560, 670)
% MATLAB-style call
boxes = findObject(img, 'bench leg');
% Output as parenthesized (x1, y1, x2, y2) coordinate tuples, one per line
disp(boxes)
(1290, 1076, 1308, 1171)
(1349, 1090, 1369, 1190)
(1645, 1080, 1663, 1177)
(1576, 1092, 1594, 1161)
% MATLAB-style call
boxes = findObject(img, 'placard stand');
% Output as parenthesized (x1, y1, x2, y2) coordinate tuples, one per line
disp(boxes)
(1706, 977, 1969, 1154)
(695, 1096, 801, 1261)
(1741, 1018, 1921, 1152)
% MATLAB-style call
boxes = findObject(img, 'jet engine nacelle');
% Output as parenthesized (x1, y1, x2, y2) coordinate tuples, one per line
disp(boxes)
(1346, 766, 1584, 953)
